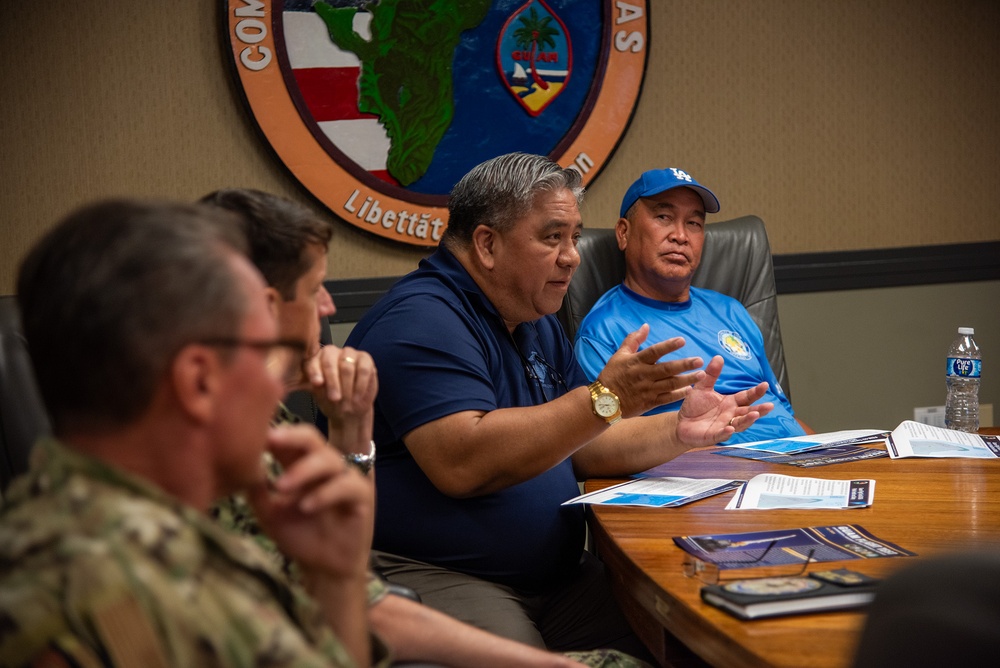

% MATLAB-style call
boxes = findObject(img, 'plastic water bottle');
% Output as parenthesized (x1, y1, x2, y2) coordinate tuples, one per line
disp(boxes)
(945, 327, 981, 432)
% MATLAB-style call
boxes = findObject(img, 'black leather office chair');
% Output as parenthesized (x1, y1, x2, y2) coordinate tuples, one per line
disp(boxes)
(557, 215, 791, 399)
(0, 295, 51, 497)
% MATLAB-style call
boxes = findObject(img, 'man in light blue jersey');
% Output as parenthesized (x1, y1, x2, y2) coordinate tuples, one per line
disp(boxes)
(575, 168, 811, 444)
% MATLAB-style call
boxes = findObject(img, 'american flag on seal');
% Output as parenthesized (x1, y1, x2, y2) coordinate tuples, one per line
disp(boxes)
(281, 8, 398, 185)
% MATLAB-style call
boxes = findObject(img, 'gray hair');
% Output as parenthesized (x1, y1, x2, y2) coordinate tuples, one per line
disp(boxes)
(17, 199, 250, 434)
(443, 153, 584, 248)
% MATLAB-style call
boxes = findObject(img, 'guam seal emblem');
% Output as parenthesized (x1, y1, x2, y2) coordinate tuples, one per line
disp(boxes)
(223, 0, 649, 246)
(496, 1, 572, 117)
(718, 330, 753, 361)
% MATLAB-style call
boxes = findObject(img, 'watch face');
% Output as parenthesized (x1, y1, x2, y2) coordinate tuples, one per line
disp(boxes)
(595, 393, 619, 417)
(345, 452, 374, 475)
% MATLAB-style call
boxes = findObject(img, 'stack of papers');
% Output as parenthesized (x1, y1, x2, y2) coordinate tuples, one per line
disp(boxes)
(887, 421, 1000, 459)
(725, 474, 875, 510)
(570, 422, 996, 511)
(714, 429, 889, 467)
(719, 430, 890, 455)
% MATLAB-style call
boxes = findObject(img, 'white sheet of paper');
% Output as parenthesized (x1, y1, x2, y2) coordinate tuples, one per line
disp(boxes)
(887, 420, 1000, 459)
(726, 473, 875, 510)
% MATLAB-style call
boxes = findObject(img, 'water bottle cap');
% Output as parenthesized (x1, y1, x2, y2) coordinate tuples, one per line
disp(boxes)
(958, 327, 975, 335)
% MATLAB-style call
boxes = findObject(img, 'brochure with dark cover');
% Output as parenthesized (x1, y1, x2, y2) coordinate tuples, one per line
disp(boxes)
(701, 569, 880, 620)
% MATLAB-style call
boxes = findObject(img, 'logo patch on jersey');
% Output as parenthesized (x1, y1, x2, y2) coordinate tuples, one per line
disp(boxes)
(718, 330, 752, 361)
(222, 0, 648, 246)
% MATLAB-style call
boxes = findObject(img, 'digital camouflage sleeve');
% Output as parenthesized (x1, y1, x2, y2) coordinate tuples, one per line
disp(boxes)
(0, 438, 390, 667)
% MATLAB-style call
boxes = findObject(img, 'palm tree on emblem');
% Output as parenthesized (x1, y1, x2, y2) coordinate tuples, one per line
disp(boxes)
(513, 6, 559, 91)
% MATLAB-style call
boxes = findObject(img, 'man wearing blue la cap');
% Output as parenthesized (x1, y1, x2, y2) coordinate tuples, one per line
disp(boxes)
(575, 167, 812, 444)
(618, 167, 721, 218)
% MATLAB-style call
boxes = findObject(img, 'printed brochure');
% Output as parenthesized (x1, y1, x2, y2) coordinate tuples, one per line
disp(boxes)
(887, 420, 1000, 459)
(716, 429, 889, 455)
(563, 477, 743, 508)
(674, 525, 916, 569)
(725, 474, 874, 510)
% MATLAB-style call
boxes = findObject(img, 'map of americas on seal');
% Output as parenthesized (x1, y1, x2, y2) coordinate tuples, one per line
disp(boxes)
(225, 0, 648, 246)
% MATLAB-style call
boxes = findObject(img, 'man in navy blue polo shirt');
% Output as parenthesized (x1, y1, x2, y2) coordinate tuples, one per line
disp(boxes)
(347, 153, 773, 657)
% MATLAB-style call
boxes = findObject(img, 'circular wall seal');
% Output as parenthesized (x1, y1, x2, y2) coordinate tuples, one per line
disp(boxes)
(223, 0, 649, 246)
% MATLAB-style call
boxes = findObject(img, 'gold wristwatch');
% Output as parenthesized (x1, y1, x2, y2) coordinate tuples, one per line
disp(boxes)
(588, 380, 622, 425)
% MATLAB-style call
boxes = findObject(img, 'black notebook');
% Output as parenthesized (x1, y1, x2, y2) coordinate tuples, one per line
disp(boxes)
(700, 569, 879, 620)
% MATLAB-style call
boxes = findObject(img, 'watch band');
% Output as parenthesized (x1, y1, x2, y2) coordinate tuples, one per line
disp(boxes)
(344, 440, 376, 475)
(588, 380, 622, 425)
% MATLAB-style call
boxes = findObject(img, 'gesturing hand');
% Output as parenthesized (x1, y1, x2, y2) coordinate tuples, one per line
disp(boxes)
(247, 424, 374, 579)
(598, 324, 705, 416)
(676, 355, 774, 446)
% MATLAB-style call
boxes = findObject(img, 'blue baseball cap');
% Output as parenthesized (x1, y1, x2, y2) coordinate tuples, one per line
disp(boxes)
(619, 168, 720, 218)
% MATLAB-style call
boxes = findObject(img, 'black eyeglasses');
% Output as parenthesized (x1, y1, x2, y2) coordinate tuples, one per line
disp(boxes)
(682, 540, 817, 584)
(523, 351, 568, 402)
(196, 337, 307, 385)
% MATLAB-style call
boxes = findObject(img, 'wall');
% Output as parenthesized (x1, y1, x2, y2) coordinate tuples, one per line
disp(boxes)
(2, 1, 998, 430)
(2, 1, 999, 293)
(779, 280, 1000, 431)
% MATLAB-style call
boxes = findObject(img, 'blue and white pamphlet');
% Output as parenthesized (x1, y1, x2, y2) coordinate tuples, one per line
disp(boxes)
(887, 420, 1000, 459)
(674, 525, 916, 569)
(716, 429, 890, 456)
(725, 473, 875, 510)
(563, 477, 743, 508)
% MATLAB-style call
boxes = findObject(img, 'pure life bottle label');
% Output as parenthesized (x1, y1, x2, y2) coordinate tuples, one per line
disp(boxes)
(947, 357, 982, 378)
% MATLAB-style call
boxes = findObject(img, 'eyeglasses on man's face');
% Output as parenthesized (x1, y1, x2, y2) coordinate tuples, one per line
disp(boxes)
(196, 337, 308, 386)
(682, 541, 817, 585)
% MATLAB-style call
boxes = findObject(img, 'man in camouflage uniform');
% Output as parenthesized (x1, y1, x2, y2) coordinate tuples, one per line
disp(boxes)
(0, 200, 385, 667)
(200, 188, 651, 668)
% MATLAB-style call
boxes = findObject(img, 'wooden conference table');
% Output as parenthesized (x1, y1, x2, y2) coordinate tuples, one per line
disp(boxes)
(584, 431, 1000, 668)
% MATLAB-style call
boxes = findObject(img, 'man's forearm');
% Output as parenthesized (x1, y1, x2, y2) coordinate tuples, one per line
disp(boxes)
(369, 595, 583, 667)
(406, 386, 609, 497)
(572, 411, 690, 478)
(302, 569, 372, 667)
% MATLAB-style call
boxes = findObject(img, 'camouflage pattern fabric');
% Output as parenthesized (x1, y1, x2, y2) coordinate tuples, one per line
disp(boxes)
(212, 403, 298, 576)
(209, 406, 388, 609)
(0, 438, 390, 667)
(564, 649, 655, 668)
(212, 488, 293, 575)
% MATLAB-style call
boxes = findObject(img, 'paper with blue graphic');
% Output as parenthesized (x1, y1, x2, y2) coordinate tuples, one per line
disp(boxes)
(725, 474, 875, 510)
(887, 420, 1000, 459)
(563, 477, 743, 508)
(717, 429, 889, 455)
